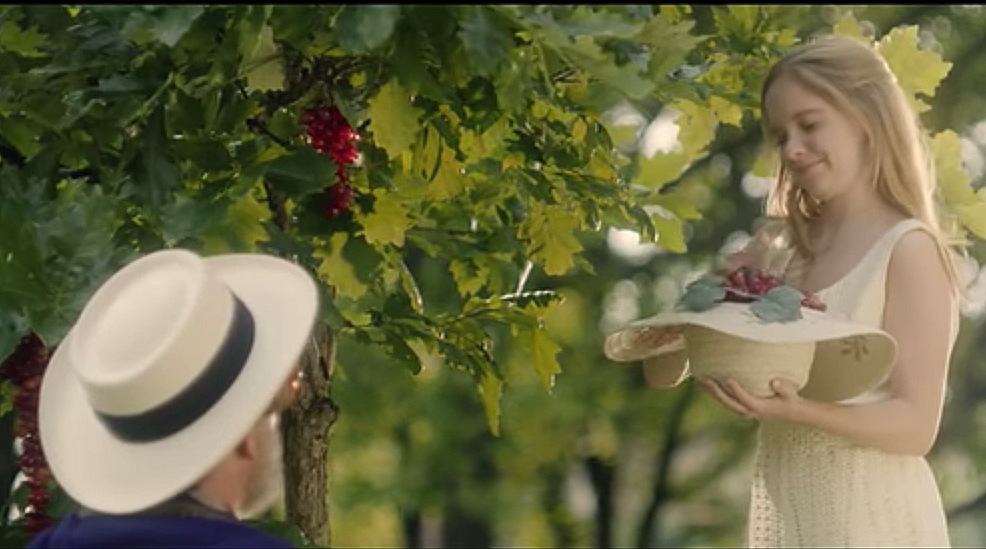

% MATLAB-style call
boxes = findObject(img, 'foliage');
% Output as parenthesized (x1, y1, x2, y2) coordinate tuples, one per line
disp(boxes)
(1, 4, 985, 547)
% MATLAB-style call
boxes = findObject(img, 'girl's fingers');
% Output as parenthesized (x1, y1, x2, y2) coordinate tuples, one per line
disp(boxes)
(698, 377, 754, 418)
(724, 378, 763, 411)
(769, 377, 799, 399)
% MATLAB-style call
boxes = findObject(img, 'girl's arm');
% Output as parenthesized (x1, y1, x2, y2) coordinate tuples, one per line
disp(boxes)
(700, 229, 956, 456)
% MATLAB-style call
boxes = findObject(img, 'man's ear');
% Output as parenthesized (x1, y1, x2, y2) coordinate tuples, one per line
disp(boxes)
(234, 429, 259, 461)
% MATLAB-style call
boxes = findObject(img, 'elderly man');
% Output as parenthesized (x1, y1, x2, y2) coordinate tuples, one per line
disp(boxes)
(27, 249, 318, 548)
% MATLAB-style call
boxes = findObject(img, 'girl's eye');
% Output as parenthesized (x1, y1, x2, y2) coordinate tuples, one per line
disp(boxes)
(802, 121, 818, 132)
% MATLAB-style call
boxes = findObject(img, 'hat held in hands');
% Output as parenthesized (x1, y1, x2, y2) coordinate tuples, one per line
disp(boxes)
(604, 268, 897, 401)
(39, 249, 319, 514)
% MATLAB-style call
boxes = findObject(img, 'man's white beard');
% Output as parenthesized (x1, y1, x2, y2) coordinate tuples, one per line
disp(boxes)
(237, 414, 285, 520)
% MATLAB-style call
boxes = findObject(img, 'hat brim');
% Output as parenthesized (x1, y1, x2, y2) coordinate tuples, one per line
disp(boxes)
(39, 254, 319, 514)
(605, 302, 897, 402)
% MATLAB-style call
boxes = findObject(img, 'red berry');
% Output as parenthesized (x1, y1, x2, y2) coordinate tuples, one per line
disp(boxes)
(28, 491, 49, 507)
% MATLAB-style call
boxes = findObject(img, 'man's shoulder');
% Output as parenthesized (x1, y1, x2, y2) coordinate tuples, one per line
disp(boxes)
(28, 513, 294, 549)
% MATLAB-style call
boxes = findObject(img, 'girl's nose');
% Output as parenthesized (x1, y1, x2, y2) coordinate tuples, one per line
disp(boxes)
(783, 138, 807, 164)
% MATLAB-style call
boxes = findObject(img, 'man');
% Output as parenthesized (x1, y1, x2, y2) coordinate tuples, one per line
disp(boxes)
(28, 248, 319, 548)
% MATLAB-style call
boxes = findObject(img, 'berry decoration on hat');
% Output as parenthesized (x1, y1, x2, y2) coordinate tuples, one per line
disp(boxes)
(678, 267, 826, 322)
(0, 333, 53, 534)
(300, 105, 360, 219)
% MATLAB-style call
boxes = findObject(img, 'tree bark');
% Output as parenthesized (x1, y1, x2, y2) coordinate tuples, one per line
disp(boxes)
(282, 322, 339, 547)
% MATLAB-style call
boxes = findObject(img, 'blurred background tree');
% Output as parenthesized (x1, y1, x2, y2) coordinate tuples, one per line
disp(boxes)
(0, 4, 984, 548)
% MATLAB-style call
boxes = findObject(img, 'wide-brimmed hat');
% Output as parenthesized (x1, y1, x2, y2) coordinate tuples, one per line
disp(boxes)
(604, 301, 897, 401)
(39, 249, 319, 514)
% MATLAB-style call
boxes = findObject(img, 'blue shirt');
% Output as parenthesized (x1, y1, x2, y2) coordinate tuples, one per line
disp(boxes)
(26, 512, 294, 548)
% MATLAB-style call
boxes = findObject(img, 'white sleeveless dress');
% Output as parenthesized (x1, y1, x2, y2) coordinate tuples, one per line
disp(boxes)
(747, 218, 956, 548)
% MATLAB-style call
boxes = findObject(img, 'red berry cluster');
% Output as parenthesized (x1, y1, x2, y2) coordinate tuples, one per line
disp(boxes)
(0, 333, 53, 534)
(300, 105, 359, 218)
(723, 267, 827, 312)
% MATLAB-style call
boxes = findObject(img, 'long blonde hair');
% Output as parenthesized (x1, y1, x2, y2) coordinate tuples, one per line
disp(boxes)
(761, 34, 965, 295)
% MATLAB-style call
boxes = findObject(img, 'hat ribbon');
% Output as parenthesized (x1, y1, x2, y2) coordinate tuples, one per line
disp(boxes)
(95, 294, 256, 443)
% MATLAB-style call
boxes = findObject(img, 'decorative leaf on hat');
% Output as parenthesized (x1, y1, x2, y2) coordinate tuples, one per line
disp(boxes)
(678, 275, 726, 311)
(750, 285, 804, 322)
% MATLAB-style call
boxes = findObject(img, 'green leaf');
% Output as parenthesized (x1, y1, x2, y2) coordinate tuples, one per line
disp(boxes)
(954, 202, 986, 240)
(532, 326, 561, 391)
(653, 209, 687, 252)
(709, 95, 743, 127)
(200, 191, 271, 254)
(0, 117, 41, 158)
(263, 148, 336, 197)
(518, 202, 583, 276)
(129, 105, 181, 208)
(241, 23, 285, 92)
(564, 37, 655, 100)
(174, 137, 233, 172)
(677, 277, 725, 312)
(0, 380, 14, 419)
(634, 151, 689, 190)
(150, 6, 204, 47)
(675, 99, 719, 156)
(637, 13, 707, 81)
(368, 79, 423, 159)
(933, 130, 975, 203)
(336, 5, 401, 53)
(931, 131, 986, 238)
(357, 191, 412, 247)
(750, 286, 804, 323)
(632, 99, 717, 190)
(314, 233, 369, 300)
(878, 26, 951, 113)
(478, 371, 502, 436)
(449, 260, 484, 298)
(0, 20, 46, 57)
(158, 194, 227, 246)
(831, 11, 866, 39)
(396, 258, 424, 314)
(494, 54, 531, 114)
(427, 147, 467, 199)
(458, 6, 514, 77)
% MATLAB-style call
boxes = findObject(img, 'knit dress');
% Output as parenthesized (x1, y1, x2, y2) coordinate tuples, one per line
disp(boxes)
(747, 218, 956, 548)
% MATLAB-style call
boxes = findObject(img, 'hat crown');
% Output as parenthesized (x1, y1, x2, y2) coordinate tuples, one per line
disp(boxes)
(71, 250, 234, 416)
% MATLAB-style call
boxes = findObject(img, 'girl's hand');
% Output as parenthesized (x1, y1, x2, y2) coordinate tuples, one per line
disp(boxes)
(696, 376, 803, 422)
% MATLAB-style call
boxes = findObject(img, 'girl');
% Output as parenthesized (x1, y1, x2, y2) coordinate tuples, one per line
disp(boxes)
(649, 35, 965, 547)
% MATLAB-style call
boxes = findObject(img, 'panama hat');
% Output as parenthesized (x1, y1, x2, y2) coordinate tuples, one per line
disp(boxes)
(604, 301, 897, 401)
(38, 248, 319, 514)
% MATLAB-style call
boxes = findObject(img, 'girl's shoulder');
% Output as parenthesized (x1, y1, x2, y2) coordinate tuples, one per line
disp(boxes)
(887, 222, 950, 275)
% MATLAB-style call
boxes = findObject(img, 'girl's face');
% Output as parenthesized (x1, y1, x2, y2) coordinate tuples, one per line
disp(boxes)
(764, 73, 871, 204)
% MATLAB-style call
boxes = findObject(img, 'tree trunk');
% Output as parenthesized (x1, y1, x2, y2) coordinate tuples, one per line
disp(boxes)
(636, 382, 697, 548)
(441, 506, 493, 548)
(282, 323, 339, 547)
(585, 456, 615, 549)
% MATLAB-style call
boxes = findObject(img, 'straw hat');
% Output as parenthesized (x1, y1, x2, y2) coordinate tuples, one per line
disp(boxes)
(604, 301, 897, 401)
(38, 249, 319, 514)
